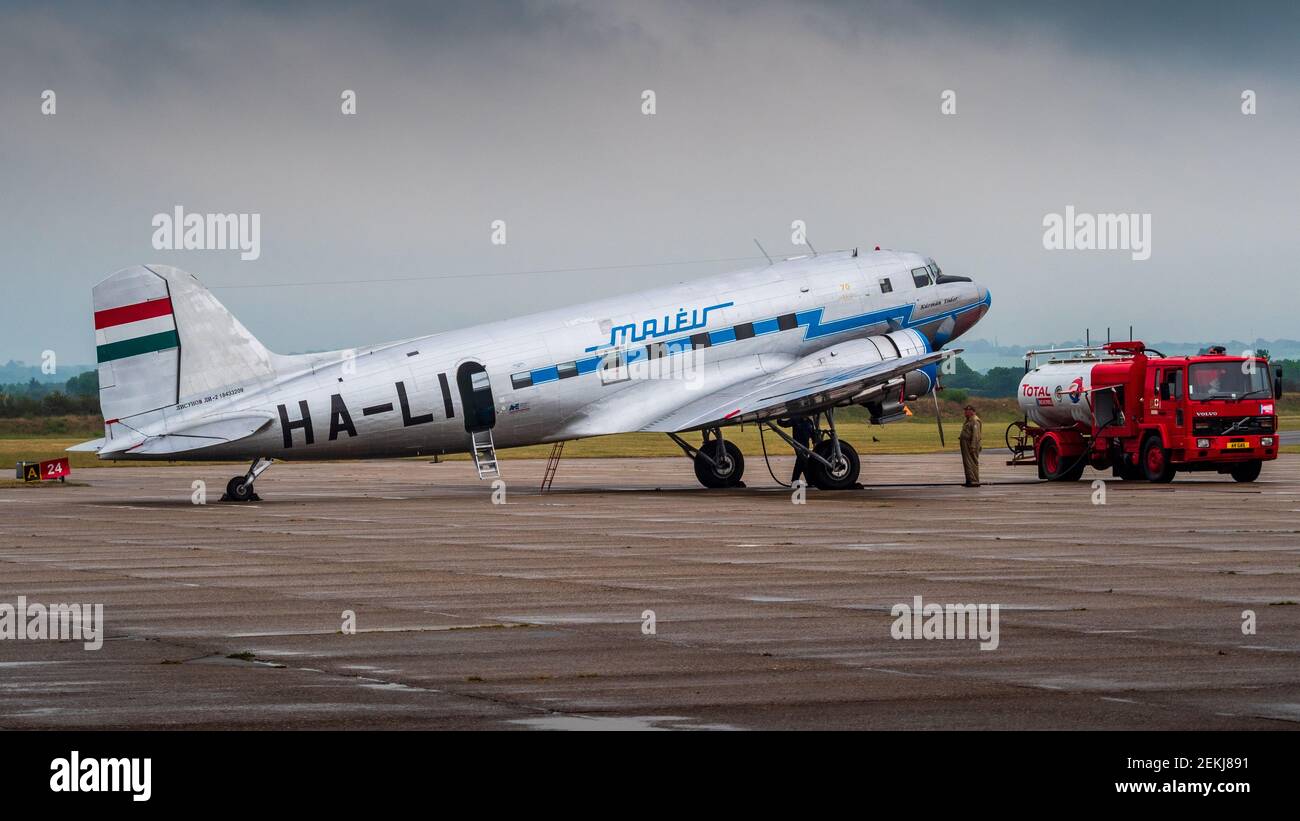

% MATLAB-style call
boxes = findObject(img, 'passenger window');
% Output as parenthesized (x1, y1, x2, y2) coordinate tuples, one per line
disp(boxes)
(879, 278, 893, 294)
(911, 267, 931, 288)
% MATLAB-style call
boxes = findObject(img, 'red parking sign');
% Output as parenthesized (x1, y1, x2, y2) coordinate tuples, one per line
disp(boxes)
(39, 457, 71, 481)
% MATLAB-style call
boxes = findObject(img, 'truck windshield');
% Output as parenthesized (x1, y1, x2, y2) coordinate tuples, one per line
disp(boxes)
(1188, 362, 1273, 400)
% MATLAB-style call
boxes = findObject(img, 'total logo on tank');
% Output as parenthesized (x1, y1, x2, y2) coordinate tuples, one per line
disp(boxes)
(1023, 384, 1054, 407)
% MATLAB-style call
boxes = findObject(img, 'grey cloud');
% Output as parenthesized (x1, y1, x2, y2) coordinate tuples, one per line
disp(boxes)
(1, 0, 1296, 364)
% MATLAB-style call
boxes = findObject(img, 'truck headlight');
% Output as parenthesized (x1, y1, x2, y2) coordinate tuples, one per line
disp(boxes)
(1196, 438, 1210, 448)
(1261, 437, 1274, 447)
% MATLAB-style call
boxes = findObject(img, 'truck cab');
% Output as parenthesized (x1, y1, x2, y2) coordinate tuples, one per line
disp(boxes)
(1143, 350, 1279, 481)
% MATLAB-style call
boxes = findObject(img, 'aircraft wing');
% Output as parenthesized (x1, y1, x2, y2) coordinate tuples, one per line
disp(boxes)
(639, 341, 956, 433)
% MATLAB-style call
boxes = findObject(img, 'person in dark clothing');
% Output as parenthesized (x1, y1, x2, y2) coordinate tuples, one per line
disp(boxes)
(778, 417, 817, 483)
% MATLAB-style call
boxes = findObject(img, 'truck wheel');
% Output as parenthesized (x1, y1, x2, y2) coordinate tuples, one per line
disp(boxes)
(1229, 461, 1262, 483)
(1037, 437, 1081, 481)
(1141, 436, 1175, 483)
(1114, 460, 1143, 481)
(693, 441, 745, 488)
(807, 440, 860, 490)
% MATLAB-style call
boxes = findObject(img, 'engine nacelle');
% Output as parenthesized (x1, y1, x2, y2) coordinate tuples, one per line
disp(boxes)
(838, 328, 938, 422)
(902, 368, 935, 400)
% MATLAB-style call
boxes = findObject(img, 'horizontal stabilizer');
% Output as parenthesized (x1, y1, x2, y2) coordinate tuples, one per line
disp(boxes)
(98, 412, 275, 457)
(66, 437, 106, 453)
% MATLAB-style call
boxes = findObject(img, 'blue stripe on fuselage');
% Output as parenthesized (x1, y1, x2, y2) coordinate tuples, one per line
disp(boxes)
(526, 294, 983, 386)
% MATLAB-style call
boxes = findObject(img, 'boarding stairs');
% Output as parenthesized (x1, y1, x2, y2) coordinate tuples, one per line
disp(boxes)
(470, 429, 500, 479)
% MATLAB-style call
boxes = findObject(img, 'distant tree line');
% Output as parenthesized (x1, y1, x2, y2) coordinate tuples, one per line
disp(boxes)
(0, 371, 100, 416)
(1271, 358, 1298, 394)
(942, 358, 1026, 397)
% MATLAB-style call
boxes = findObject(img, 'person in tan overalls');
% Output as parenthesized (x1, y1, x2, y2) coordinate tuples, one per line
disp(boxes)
(959, 404, 982, 487)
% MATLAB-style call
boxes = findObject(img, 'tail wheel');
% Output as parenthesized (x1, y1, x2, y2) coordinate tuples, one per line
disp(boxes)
(693, 441, 745, 489)
(807, 440, 860, 490)
(1141, 436, 1175, 483)
(225, 476, 256, 502)
(1230, 460, 1262, 483)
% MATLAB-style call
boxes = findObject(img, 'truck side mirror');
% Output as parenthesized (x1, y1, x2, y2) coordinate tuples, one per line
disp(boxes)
(1276, 367, 1284, 399)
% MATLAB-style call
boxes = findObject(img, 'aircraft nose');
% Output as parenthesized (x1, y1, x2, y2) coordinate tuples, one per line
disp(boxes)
(947, 280, 991, 342)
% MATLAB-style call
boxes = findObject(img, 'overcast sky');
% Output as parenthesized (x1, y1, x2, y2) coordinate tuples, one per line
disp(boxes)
(2, 0, 1298, 365)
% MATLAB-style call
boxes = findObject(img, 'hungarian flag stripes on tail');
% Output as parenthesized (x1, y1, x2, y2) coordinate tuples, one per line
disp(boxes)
(95, 295, 178, 363)
(93, 266, 181, 422)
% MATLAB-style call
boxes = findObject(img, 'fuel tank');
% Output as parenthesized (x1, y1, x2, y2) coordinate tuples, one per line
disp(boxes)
(1017, 361, 1097, 428)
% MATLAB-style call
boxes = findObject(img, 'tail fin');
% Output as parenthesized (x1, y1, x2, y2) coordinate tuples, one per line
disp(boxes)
(93, 265, 275, 422)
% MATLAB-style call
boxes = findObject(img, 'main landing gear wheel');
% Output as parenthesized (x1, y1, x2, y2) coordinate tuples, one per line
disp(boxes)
(694, 440, 746, 489)
(1141, 436, 1176, 483)
(1230, 460, 1262, 483)
(807, 440, 860, 490)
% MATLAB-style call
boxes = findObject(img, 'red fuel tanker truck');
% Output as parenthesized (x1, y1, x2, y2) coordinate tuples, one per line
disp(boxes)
(1006, 342, 1282, 482)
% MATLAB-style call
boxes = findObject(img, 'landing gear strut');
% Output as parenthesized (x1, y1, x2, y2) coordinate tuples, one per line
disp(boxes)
(668, 429, 746, 488)
(222, 457, 273, 502)
(764, 408, 861, 490)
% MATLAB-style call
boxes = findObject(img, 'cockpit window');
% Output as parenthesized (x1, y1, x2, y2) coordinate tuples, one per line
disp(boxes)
(911, 267, 932, 288)
(928, 261, 941, 278)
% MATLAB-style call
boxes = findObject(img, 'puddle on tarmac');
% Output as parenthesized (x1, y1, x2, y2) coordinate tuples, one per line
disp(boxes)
(508, 714, 740, 731)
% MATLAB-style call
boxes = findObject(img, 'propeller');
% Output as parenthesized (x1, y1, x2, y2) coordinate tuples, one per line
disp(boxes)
(931, 382, 946, 447)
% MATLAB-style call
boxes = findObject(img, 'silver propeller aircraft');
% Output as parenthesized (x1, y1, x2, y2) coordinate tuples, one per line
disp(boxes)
(71, 249, 991, 499)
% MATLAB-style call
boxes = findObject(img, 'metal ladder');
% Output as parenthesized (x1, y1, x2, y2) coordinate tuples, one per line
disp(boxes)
(470, 429, 500, 479)
(540, 441, 565, 491)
